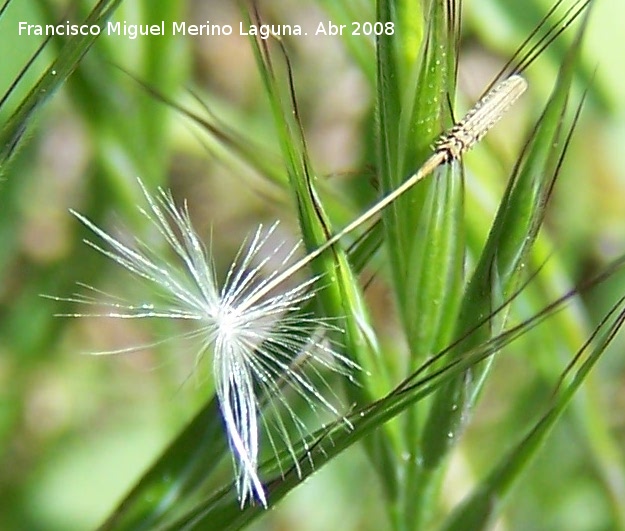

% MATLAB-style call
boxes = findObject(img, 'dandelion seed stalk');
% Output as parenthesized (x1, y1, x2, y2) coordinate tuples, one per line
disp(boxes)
(240, 75, 528, 311)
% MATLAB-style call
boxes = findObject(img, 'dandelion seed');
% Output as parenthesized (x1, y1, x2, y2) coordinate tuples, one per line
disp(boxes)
(57, 180, 359, 507)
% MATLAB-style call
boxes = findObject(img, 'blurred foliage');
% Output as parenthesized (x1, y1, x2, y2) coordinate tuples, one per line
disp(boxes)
(1, 0, 625, 530)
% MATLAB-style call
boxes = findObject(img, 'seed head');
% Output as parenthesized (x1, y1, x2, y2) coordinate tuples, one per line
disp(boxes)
(59, 180, 358, 507)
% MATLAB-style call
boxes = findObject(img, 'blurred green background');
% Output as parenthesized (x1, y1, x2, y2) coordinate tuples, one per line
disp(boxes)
(1, 0, 624, 530)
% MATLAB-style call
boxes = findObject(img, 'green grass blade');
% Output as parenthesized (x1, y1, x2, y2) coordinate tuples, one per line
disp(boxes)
(441, 295, 625, 531)
(375, 3, 466, 526)
(375, 2, 463, 527)
(377, 0, 451, 297)
(419, 3, 592, 472)
(98, 399, 226, 530)
(245, 2, 398, 506)
(0, 0, 124, 166)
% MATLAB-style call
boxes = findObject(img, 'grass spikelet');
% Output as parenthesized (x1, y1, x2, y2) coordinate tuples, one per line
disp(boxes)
(60, 180, 358, 508)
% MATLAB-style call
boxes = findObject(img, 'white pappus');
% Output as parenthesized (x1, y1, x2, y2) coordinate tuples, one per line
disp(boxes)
(59, 180, 359, 507)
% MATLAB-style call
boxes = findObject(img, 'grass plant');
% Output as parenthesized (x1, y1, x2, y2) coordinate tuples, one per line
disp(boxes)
(1, 1, 624, 530)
